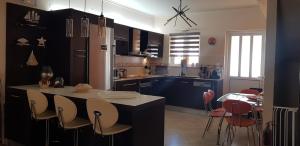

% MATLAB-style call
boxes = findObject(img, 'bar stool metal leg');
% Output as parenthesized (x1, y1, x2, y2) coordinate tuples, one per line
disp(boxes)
(73, 129, 79, 146)
(45, 119, 49, 146)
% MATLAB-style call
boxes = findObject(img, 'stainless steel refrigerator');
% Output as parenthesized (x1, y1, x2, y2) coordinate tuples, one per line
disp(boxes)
(89, 24, 114, 90)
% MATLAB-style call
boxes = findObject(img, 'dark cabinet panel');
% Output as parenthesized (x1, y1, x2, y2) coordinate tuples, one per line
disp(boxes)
(115, 24, 129, 55)
(114, 24, 129, 41)
(139, 78, 153, 95)
(146, 32, 164, 58)
(114, 77, 223, 110)
(115, 80, 140, 92)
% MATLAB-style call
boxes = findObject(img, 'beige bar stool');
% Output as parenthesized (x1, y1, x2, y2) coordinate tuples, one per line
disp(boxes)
(86, 98, 131, 146)
(27, 90, 57, 146)
(54, 95, 91, 146)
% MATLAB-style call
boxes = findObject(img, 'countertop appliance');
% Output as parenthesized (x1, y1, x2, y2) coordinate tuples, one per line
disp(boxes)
(89, 24, 113, 90)
(118, 68, 127, 78)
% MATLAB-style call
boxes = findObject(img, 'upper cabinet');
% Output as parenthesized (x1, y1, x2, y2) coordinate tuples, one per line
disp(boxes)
(114, 24, 164, 58)
(146, 31, 164, 58)
(114, 24, 129, 55)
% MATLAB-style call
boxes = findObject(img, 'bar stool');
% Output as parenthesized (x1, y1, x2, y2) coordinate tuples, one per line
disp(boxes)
(27, 90, 57, 146)
(86, 98, 131, 146)
(54, 95, 91, 146)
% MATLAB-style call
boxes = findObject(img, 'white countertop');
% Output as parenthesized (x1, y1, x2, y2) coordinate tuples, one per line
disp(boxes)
(10, 85, 164, 107)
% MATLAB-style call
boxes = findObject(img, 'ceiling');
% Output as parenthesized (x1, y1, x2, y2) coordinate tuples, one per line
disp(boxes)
(108, 0, 259, 16)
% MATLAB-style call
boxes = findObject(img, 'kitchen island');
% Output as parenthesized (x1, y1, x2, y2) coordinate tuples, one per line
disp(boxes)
(5, 85, 165, 146)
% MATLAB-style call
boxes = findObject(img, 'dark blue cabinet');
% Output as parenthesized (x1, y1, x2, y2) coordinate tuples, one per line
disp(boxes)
(114, 77, 223, 110)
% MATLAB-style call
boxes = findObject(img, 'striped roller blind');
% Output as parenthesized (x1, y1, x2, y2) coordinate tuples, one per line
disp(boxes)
(169, 32, 200, 57)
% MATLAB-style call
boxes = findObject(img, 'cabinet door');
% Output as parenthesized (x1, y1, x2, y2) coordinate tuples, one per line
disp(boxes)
(5, 89, 40, 146)
(152, 78, 164, 96)
(157, 34, 164, 58)
(139, 79, 153, 95)
(114, 23, 129, 41)
(115, 80, 140, 92)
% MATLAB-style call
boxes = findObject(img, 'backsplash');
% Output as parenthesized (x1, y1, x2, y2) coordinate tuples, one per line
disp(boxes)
(114, 55, 223, 79)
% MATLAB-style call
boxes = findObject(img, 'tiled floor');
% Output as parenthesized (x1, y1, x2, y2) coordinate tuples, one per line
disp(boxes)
(165, 109, 258, 146)
(4, 108, 259, 146)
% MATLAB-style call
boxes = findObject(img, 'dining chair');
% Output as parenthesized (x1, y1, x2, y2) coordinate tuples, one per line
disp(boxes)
(86, 98, 131, 146)
(240, 89, 260, 95)
(27, 90, 57, 146)
(222, 99, 256, 146)
(54, 95, 91, 146)
(202, 90, 231, 145)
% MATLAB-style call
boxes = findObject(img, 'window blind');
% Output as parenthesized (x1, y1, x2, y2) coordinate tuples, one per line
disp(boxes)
(169, 32, 200, 57)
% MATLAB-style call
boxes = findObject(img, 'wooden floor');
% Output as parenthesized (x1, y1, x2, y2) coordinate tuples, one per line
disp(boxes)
(165, 108, 258, 146)
(4, 108, 258, 146)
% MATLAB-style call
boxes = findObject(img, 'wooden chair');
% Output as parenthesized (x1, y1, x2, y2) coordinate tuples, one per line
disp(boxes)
(202, 90, 231, 145)
(27, 90, 57, 146)
(222, 100, 256, 146)
(86, 98, 131, 146)
(54, 95, 91, 146)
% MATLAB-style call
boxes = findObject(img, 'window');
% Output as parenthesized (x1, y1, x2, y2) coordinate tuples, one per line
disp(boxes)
(169, 32, 200, 66)
(229, 32, 264, 78)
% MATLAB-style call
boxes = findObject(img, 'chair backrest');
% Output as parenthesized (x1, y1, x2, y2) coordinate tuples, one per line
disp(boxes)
(54, 95, 77, 127)
(27, 90, 48, 118)
(207, 89, 215, 98)
(86, 98, 118, 134)
(223, 100, 252, 115)
(203, 91, 214, 111)
(240, 89, 260, 95)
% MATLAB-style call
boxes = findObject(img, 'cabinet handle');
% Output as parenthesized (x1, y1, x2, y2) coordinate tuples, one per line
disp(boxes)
(75, 54, 87, 58)
(74, 50, 87, 52)
(10, 94, 21, 98)
(123, 83, 137, 87)
(181, 81, 190, 84)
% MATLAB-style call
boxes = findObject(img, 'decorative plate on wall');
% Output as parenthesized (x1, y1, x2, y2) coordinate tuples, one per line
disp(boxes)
(208, 37, 216, 46)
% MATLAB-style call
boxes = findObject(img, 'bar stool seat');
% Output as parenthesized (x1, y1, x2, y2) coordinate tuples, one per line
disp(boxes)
(101, 123, 131, 136)
(86, 98, 131, 146)
(35, 110, 57, 120)
(63, 118, 91, 129)
(54, 95, 91, 146)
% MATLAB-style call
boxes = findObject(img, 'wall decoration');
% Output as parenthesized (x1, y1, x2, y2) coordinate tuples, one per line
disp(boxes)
(208, 37, 216, 46)
(26, 51, 39, 66)
(17, 38, 30, 46)
(37, 37, 47, 47)
(24, 10, 40, 24)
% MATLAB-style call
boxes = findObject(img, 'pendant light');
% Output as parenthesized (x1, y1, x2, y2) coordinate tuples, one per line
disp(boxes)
(81, 0, 90, 38)
(66, 0, 73, 37)
(98, 0, 107, 50)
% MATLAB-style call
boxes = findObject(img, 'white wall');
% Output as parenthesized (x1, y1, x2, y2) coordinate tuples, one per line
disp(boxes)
(49, 0, 158, 32)
(155, 6, 266, 66)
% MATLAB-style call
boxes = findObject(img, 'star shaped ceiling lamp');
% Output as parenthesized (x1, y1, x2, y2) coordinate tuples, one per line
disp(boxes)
(164, 0, 197, 27)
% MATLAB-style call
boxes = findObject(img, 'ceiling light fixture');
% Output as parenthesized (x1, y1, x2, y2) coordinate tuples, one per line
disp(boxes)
(164, 0, 197, 27)
(98, 0, 107, 50)
(65, 0, 74, 38)
(80, 0, 90, 38)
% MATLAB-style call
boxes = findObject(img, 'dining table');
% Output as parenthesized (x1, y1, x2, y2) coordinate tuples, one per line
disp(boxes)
(217, 92, 263, 146)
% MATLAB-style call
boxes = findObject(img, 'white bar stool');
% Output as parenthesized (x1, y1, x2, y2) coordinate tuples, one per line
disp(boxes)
(54, 95, 91, 146)
(27, 90, 57, 146)
(86, 98, 132, 146)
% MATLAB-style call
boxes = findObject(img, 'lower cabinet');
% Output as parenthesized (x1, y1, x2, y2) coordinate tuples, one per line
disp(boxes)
(114, 77, 223, 110)
(114, 80, 140, 92)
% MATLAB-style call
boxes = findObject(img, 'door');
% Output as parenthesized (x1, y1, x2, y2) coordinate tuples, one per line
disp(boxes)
(225, 31, 265, 92)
